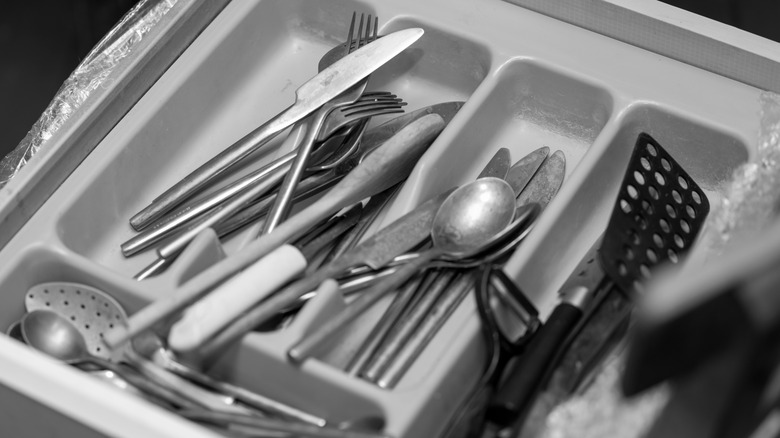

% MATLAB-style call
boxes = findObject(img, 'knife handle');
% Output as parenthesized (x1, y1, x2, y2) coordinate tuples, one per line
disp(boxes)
(168, 244, 307, 353)
(488, 286, 588, 426)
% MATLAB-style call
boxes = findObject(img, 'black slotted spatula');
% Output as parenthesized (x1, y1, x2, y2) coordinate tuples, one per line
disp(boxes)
(487, 133, 710, 429)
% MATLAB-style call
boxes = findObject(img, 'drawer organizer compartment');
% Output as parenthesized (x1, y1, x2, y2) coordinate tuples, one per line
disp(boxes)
(0, 0, 761, 437)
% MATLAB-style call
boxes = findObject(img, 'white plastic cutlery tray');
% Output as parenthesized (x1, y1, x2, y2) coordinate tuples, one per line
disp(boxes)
(0, 0, 765, 437)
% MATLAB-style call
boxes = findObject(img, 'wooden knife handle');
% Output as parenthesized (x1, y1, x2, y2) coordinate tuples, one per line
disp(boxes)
(168, 244, 307, 353)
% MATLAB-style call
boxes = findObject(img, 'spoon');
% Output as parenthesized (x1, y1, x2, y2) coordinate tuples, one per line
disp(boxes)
(24, 280, 323, 425)
(20, 310, 201, 410)
(288, 177, 518, 363)
(131, 331, 327, 426)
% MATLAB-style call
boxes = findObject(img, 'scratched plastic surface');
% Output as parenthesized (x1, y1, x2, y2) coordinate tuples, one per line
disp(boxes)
(0, 0, 759, 437)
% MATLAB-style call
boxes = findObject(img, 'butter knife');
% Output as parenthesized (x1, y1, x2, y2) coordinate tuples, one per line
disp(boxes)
(129, 28, 424, 231)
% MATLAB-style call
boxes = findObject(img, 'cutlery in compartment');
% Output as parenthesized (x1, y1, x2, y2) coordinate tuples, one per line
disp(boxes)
(0, 1, 764, 437)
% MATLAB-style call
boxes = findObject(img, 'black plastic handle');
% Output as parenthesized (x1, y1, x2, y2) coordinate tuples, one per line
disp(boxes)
(487, 299, 583, 426)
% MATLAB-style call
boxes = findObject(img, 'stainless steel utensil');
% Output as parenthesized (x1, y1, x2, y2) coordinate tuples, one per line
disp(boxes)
(106, 113, 445, 349)
(131, 331, 326, 426)
(128, 27, 424, 231)
(287, 177, 518, 363)
(121, 93, 400, 258)
(196, 186, 458, 359)
(262, 13, 383, 235)
(180, 409, 390, 438)
(25, 281, 322, 423)
(20, 309, 202, 411)
(342, 147, 520, 376)
(155, 95, 406, 261)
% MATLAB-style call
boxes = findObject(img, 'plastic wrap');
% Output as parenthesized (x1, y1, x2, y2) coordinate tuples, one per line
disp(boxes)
(0, 0, 179, 187)
(700, 91, 780, 254)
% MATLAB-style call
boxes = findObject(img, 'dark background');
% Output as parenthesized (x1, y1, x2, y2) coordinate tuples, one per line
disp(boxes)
(1, 0, 778, 161)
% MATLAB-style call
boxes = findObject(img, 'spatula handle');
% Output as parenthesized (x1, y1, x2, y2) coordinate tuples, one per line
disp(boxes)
(488, 286, 588, 426)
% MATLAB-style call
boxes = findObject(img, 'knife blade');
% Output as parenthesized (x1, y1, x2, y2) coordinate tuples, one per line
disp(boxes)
(191, 186, 458, 357)
(515, 149, 566, 210)
(505, 146, 549, 195)
(129, 27, 425, 231)
(479, 148, 512, 180)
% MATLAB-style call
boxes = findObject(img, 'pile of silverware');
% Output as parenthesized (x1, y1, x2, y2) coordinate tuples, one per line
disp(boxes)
(9, 12, 577, 438)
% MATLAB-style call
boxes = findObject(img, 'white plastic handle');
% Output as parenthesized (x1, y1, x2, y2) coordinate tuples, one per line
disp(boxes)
(169, 244, 307, 353)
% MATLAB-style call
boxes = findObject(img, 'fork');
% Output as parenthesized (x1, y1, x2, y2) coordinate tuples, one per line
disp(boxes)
(261, 13, 380, 235)
(151, 96, 406, 261)
(120, 92, 404, 258)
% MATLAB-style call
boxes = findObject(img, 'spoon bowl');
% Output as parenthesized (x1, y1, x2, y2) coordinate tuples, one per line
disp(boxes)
(288, 177, 518, 362)
(21, 309, 93, 364)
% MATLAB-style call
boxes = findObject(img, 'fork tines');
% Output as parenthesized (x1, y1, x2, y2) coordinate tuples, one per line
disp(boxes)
(346, 12, 379, 52)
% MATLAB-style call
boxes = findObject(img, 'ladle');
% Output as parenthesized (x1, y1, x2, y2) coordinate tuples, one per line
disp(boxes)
(288, 177, 518, 362)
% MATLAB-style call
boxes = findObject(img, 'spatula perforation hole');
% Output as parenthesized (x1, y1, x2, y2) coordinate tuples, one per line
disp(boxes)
(620, 199, 632, 214)
(648, 186, 659, 200)
(678, 176, 689, 189)
(628, 229, 640, 245)
(661, 158, 671, 172)
(646, 248, 658, 264)
(692, 191, 702, 204)
(634, 213, 648, 230)
(654, 172, 666, 186)
(623, 245, 635, 260)
(686, 205, 696, 219)
(646, 144, 657, 156)
(618, 262, 628, 276)
(641, 200, 654, 215)
(640, 264, 651, 278)
(674, 234, 684, 248)
(672, 190, 683, 204)
(668, 249, 679, 263)
(640, 157, 652, 171)
(653, 233, 664, 247)
(680, 220, 690, 234)
(627, 184, 639, 199)
(666, 204, 677, 218)
(634, 171, 645, 185)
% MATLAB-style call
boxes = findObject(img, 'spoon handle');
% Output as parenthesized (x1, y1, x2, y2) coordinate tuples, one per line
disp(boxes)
(104, 114, 444, 350)
(77, 357, 203, 410)
(287, 249, 439, 363)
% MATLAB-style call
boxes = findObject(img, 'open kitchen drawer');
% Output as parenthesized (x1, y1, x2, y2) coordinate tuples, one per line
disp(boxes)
(0, 0, 771, 436)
